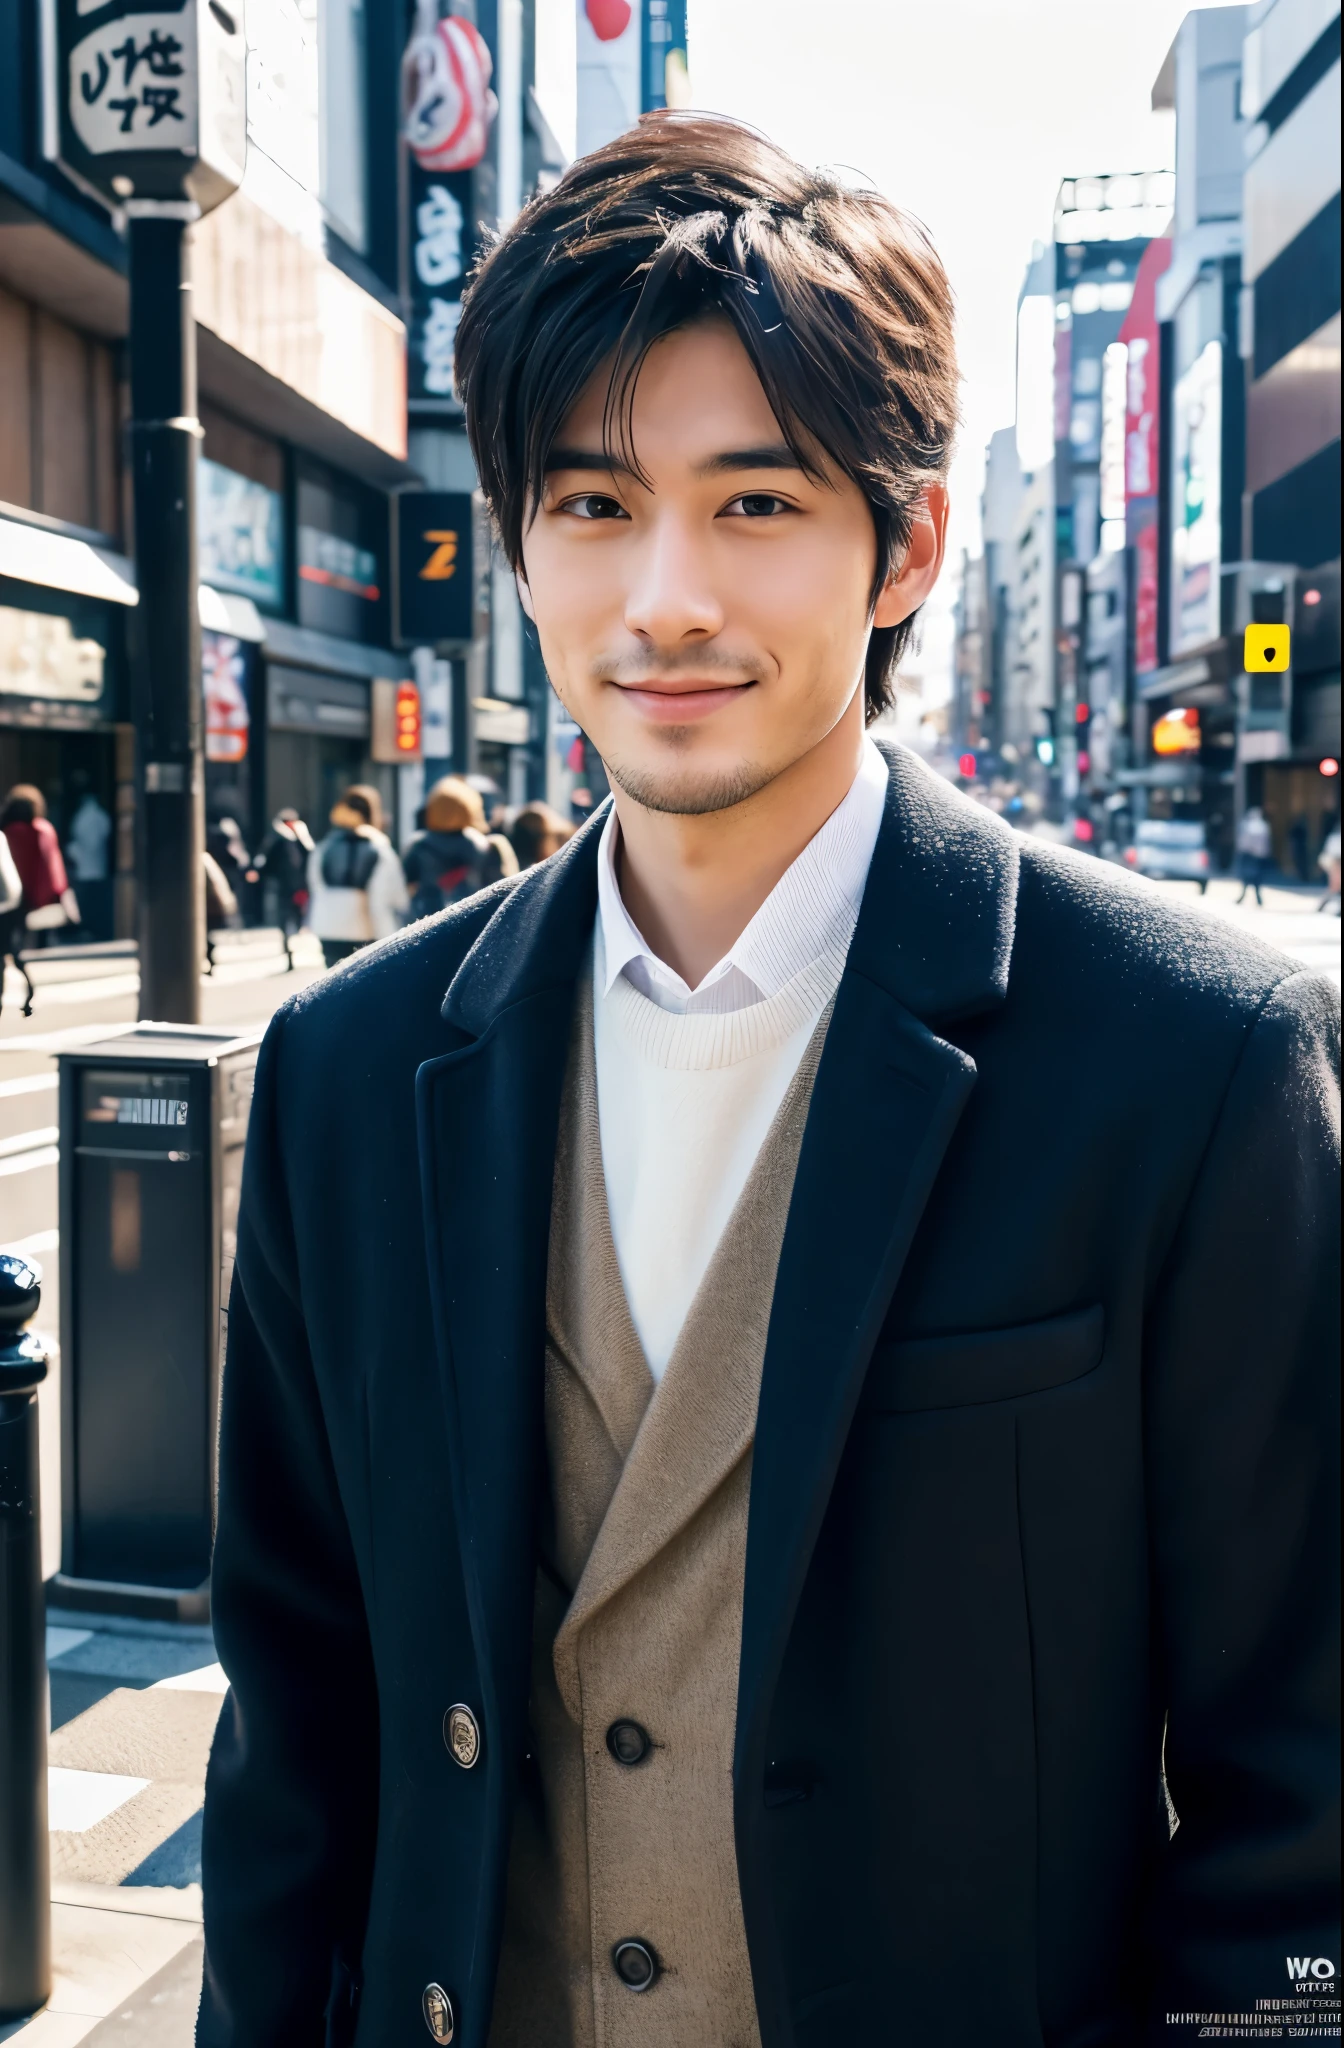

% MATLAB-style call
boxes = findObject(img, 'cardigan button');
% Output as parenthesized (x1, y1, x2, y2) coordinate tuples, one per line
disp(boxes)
(611, 1939, 659, 1992)
(605, 1719, 652, 1767)
(422, 1982, 456, 2041)
(443, 1704, 480, 1769)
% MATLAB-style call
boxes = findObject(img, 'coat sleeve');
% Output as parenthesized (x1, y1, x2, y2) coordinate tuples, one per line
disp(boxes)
(199, 1013, 379, 2047)
(1144, 968, 1340, 2020)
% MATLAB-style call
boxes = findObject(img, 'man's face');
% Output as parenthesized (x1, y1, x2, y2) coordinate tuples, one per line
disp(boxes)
(518, 318, 940, 816)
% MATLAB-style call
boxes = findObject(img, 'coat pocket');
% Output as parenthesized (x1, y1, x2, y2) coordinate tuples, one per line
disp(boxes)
(860, 1304, 1105, 1413)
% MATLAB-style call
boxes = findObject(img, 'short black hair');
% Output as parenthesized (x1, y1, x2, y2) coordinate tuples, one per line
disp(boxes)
(455, 112, 959, 723)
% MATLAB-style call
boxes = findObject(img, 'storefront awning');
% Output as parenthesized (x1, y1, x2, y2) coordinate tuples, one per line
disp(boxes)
(1, 513, 264, 642)
(0, 514, 136, 605)
(198, 585, 265, 642)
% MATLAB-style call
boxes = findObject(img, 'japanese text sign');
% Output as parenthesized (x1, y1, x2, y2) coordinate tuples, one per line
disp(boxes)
(43, 0, 245, 213)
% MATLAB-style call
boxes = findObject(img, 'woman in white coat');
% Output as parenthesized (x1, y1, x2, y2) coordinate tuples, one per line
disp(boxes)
(306, 785, 408, 969)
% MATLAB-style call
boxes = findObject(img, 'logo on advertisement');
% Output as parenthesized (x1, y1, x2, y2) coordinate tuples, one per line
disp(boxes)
(1287, 1955, 1336, 1979)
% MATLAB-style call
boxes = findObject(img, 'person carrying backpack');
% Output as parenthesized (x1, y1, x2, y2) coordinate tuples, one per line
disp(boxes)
(306, 785, 408, 969)
(401, 775, 518, 922)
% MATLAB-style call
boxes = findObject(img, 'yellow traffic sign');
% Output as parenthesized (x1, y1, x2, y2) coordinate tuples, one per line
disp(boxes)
(1244, 624, 1289, 671)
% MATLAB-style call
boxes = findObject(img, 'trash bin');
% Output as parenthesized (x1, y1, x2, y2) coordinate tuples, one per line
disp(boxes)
(51, 1024, 263, 1621)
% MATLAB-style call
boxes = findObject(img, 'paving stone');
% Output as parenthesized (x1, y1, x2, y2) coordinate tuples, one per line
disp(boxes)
(80, 1940, 203, 2046)
(46, 1689, 221, 1887)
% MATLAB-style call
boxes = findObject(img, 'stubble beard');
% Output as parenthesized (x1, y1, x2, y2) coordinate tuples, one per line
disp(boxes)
(600, 737, 776, 818)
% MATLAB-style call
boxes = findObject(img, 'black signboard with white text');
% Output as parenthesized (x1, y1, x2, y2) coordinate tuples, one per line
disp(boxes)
(393, 491, 475, 648)
(405, 160, 477, 412)
(42, 0, 245, 213)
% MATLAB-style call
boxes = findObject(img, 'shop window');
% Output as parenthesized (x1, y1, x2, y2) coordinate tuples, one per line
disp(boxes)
(295, 458, 387, 644)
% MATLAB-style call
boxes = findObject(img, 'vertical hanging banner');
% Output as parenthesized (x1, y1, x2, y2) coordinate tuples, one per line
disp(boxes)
(42, 0, 246, 212)
(406, 162, 476, 409)
(402, 2, 495, 412)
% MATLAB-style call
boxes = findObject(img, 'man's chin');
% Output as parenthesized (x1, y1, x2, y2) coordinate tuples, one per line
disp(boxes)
(602, 748, 777, 819)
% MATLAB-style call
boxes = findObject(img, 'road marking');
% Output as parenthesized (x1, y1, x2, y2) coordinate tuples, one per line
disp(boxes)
(0, 1021, 137, 1056)
(0, 1123, 59, 1160)
(0, 1071, 58, 1099)
(48, 1767, 150, 1833)
(47, 1626, 93, 1661)
(0, 1227, 60, 1257)
(153, 1664, 229, 1694)
(0, 1144, 58, 1178)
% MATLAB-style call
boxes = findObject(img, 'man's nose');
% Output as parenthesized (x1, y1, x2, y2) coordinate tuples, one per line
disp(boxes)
(623, 517, 725, 645)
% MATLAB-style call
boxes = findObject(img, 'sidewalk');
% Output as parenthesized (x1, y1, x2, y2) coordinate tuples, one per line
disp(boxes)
(0, 1616, 222, 2046)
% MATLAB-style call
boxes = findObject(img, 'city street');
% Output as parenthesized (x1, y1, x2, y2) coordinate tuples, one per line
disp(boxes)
(0, 875, 1336, 2047)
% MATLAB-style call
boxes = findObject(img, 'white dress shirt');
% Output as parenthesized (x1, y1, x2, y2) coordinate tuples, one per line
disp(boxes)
(591, 740, 888, 1377)
(595, 738, 889, 1017)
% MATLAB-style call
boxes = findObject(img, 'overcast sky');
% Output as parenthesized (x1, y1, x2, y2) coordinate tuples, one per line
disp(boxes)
(685, 0, 1213, 694)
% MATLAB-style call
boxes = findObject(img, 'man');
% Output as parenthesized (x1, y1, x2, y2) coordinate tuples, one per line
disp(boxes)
(199, 117, 1339, 2047)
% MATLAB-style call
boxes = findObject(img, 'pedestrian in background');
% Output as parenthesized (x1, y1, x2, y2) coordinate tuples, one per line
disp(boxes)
(1, 784, 81, 946)
(66, 784, 113, 941)
(307, 784, 408, 969)
(509, 800, 574, 870)
(402, 776, 518, 922)
(0, 826, 32, 1017)
(208, 814, 256, 926)
(1235, 804, 1273, 905)
(255, 807, 315, 963)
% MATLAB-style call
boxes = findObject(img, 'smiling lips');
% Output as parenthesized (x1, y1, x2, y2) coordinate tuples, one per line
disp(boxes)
(613, 678, 755, 723)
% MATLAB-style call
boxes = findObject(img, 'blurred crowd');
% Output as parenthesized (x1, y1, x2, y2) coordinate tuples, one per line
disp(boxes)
(0, 772, 576, 1004)
(2, 753, 1337, 1016)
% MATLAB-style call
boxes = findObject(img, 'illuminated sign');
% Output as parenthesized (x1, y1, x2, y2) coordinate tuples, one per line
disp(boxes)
(393, 491, 475, 647)
(1152, 708, 1201, 756)
(371, 678, 423, 763)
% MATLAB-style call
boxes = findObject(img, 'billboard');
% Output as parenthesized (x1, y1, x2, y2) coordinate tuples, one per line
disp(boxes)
(199, 459, 284, 610)
(1170, 340, 1222, 657)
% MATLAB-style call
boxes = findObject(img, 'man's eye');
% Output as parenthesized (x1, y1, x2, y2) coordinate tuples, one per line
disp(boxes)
(723, 493, 792, 518)
(563, 493, 629, 521)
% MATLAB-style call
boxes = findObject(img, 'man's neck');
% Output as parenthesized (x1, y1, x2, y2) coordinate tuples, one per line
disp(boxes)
(611, 696, 868, 991)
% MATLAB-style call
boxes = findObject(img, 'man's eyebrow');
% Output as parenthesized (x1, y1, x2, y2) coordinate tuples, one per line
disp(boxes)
(544, 445, 634, 475)
(695, 444, 804, 477)
(543, 443, 806, 479)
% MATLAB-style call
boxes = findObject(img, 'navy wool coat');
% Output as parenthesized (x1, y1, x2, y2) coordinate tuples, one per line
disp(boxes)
(198, 746, 1340, 2047)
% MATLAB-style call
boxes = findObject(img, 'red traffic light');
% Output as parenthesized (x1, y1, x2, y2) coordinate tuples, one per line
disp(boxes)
(958, 752, 977, 778)
(1321, 757, 1340, 778)
(1075, 703, 1090, 724)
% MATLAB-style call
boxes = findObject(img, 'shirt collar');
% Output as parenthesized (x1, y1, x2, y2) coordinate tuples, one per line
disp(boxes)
(596, 738, 888, 1010)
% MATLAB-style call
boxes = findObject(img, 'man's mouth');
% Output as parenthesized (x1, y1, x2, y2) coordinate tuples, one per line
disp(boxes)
(611, 677, 756, 724)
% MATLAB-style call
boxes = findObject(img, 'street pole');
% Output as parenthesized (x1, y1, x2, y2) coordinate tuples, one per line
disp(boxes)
(127, 203, 204, 1025)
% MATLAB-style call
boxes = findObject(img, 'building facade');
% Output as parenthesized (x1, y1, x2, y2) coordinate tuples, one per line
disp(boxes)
(0, 0, 417, 932)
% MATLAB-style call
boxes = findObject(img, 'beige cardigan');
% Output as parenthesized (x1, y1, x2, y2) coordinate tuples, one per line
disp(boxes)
(489, 975, 828, 2048)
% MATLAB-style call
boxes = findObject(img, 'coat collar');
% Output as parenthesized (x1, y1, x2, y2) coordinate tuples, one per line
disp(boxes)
(439, 742, 1019, 1042)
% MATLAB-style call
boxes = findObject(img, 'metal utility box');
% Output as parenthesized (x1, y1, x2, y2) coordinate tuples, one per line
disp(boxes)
(52, 1025, 262, 1621)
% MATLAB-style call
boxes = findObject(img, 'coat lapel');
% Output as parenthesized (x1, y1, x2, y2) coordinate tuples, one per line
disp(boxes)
(734, 748, 1020, 2020)
(415, 819, 605, 1766)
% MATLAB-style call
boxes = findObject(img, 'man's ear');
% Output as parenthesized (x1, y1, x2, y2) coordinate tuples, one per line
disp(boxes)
(515, 565, 536, 622)
(872, 483, 950, 630)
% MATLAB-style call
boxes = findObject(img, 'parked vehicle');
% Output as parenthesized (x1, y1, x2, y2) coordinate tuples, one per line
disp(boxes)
(1123, 818, 1212, 890)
